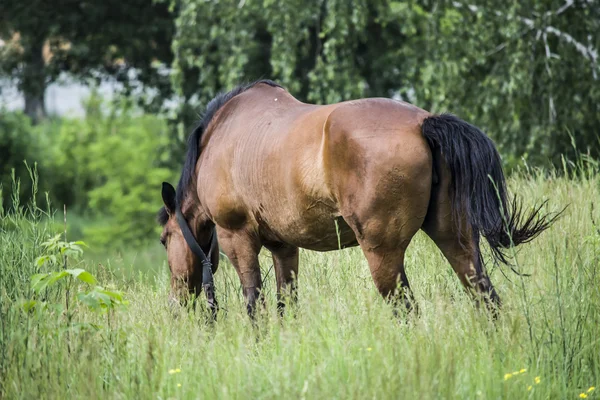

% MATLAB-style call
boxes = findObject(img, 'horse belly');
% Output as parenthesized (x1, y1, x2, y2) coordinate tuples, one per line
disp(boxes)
(299, 216, 359, 251)
(264, 206, 358, 251)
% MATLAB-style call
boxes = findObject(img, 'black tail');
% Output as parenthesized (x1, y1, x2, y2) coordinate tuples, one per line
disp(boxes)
(421, 114, 559, 265)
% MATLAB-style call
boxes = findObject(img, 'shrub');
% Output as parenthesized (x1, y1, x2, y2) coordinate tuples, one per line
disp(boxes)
(49, 95, 175, 247)
(0, 110, 36, 208)
(1, 94, 176, 248)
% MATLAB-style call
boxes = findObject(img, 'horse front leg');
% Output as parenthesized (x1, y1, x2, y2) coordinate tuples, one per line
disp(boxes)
(217, 228, 264, 319)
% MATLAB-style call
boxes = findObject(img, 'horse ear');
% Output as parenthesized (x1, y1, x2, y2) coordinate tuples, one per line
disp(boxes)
(161, 182, 176, 214)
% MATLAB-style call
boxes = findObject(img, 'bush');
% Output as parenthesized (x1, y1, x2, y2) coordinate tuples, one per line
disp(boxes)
(1, 95, 177, 248)
(0, 110, 36, 208)
(48, 95, 175, 247)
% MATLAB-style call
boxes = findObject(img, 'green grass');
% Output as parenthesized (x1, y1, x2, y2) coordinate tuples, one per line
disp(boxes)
(1, 168, 599, 399)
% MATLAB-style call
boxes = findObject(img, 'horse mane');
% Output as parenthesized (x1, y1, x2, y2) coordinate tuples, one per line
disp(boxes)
(157, 206, 169, 226)
(158, 79, 281, 225)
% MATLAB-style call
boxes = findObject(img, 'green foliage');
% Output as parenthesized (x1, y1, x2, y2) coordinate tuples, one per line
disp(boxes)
(0, 0, 174, 120)
(1, 96, 175, 248)
(84, 115, 173, 246)
(169, 0, 600, 167)
(34, 233, 87, 268)
(409, 0, 600, 167)
(0, 171, 53, 303)
(28, 233, 127, 321)
(29, 266, 127, 312)
(170, 0, 380, 105)
(31, 268, 95, 290)
(77, 286, 127, 311)
(0, 111, 36, 206)
(51, 97, 174, 246)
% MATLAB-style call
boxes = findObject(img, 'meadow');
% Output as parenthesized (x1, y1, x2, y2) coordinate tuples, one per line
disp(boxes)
(1, 164, 598, 400)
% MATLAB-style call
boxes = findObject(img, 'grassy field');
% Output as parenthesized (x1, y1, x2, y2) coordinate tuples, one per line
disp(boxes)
(1, 166, 599, 399)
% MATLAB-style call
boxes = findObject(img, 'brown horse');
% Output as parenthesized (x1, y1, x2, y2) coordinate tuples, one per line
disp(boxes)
(158, 79, 555, 317)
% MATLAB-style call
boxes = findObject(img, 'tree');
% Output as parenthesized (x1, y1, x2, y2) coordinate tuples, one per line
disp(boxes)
(170, 0, 406, 106)
(169, 0, 599, 166)
(0, 0, 174, 123)
(409, 0, 600, 166)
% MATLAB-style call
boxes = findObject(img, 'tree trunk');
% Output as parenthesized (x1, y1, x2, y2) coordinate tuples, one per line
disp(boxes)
(21, 37, 46, 124)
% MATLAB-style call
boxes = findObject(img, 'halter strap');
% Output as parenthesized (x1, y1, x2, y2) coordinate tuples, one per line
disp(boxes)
(175, 208, 216, 297)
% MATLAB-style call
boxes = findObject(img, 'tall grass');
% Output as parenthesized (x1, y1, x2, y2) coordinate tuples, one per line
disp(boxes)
(0, 164, 598, 399)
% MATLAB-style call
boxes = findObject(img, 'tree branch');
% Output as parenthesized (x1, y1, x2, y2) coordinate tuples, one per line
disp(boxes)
(452, 0, 598, 79)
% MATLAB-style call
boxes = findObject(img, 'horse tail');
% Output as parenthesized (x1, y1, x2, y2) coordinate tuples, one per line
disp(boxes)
(421, 113, 558, 264)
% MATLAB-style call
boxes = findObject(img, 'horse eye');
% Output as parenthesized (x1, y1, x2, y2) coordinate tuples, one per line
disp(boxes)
(160, 238, 167, 247)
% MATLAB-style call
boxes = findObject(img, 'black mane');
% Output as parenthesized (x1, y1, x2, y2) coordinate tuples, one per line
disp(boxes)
(157, 206, 169, 226)
(158, 79, 281, 225)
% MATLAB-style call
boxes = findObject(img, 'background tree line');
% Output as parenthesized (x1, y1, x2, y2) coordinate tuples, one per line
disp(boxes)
(1, 0, 598, 246)
(169, 0, 599, 166)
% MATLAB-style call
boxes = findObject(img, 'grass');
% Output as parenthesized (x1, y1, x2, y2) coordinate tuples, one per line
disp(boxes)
(1, 166, 599, 399)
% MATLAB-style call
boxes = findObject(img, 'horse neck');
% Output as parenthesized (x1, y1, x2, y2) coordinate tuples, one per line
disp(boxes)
(180, 184, 210, 233)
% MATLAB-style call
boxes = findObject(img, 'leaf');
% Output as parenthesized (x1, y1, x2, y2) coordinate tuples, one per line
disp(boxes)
(66, 323, 102, 333)
(30, 273, 49, 290)
(48, 270, 69, 282)
(41, 234, 62, 249)
(75, 271, 97, 285)
(77, 287, 128, 311)
(31, 276, 49, 293)
(35, 256, 47, 268)
(65, 269, 97, 285)
(31, 270, 70, 293)
(77, 292, 101, 310)
(20, 300, 37, 312)
(96, 287, 125, 302)
(34, 254, 58, 268)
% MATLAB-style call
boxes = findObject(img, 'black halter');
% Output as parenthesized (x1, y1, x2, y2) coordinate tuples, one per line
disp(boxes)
(175, 208, 218, 314)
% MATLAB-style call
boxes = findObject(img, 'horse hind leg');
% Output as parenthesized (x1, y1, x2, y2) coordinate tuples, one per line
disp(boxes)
(360, 246, 417, 313)
(344, 195, 428, 314)
(423, 221, 501, 309)
(327, 119, 433, 314)
(421, 164, 501, 310)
